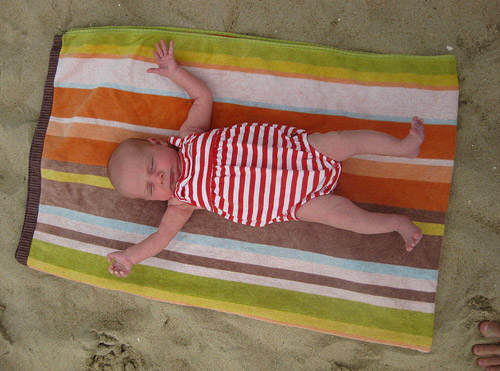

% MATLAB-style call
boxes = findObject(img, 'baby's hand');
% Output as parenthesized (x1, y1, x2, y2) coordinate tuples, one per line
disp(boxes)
(107, 250, 133, 277)
(146, 40, 179, 79)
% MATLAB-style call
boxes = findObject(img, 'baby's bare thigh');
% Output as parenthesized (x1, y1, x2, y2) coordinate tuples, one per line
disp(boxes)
(307, 132, 350, 162)
(296, 194, 347, 223)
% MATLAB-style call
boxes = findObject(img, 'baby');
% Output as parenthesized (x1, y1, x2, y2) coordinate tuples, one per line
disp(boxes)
(107, 40, 425, 277)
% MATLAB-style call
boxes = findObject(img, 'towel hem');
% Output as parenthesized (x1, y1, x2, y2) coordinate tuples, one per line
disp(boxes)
(15, 35, 63, 265)
(65, 26, 458, 62)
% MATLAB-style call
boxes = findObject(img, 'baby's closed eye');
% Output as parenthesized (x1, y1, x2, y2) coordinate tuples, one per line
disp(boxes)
(149, 157, 155, 173)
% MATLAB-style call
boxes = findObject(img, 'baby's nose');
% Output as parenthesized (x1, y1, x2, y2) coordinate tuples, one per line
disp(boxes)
(154, 171, 165, 185)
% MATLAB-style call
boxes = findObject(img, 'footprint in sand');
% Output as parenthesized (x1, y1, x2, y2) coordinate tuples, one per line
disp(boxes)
(0, 305, 13, 345)
(86, 331, 146, 371)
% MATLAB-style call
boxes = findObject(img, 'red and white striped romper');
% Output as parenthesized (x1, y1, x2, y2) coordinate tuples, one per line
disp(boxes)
(168, 123, 341, 227)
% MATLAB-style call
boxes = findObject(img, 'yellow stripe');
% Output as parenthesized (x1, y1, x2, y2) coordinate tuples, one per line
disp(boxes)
(414, 221, 445, 236)
(28, 256, 431, 350)
(60, 44, 457, 88)
(41, 168, 113, 189)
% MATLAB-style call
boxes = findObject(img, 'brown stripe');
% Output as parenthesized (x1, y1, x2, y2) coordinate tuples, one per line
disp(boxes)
(36, 223, 130, 251)
(16, 35, 63, 265)
(38, 179, 443, 269)
(39, 178, 167, 227)
(357, 202, 446, 224)
(39, 177, 446, 226)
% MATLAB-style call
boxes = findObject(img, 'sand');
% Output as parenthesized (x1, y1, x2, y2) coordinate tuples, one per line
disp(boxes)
(1, 1, 499, 370)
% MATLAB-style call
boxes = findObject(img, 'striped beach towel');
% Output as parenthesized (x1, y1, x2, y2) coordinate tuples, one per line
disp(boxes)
(17, 27, 458, 352)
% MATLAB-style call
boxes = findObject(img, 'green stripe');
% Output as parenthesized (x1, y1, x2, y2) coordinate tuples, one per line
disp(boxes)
(63, 26, 457, 76)
(31, 238, 434, 337)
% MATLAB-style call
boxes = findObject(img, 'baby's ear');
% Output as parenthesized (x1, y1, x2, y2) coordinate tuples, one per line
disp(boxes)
(147, 137, 167, 146)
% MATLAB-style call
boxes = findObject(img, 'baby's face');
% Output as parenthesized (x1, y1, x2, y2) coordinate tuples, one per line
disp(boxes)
(116, 139, 181, 201)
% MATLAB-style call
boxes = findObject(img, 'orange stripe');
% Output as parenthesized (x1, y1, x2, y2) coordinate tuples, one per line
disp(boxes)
(342, 158, 452, 184)
(336, 173, 451, 211)
(43, 135, 115, 167)
(52, 87, 191, 129)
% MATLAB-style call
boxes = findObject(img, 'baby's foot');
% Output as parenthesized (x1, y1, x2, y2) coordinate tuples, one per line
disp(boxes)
(400, 116, 425, 158)
(396, 216, 423, 252)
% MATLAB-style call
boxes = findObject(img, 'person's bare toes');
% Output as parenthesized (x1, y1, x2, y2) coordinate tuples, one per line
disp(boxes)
(480, 321, 500, 338)
(473, 344, 500, 357)
(477, 354, 500, 368)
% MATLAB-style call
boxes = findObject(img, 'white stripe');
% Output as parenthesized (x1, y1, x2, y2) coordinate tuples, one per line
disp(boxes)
(56, 57, 458, 121)
(241, 126, 255, 222)
(250, 126, 263, 223)
(353, 154, 454, 167)
(231, 128, 245, 218)
(304, 155, 315, 197)
(294, 151, 305, 205)
(35, 230, 112, 256)
(260, 128, 274, 223)
(221, 130, 233, 214)
(50, 115, 178, 137)
(282, 142, 294, 214)
(190, 136, 202, 206)
(200, 131, 215, 209)
(270, 135, 284, 220)
(34, 231, 434, 313)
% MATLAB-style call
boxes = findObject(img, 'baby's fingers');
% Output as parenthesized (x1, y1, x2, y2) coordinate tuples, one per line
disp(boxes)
(155, 41, 165, 57)
(167, 40, 174, 56)
(108, 263, 126, 277)
(160, 39, 168, 54)
(114, 268, 129, 277)
(108, 263, 118, 275)
(107, 253, 115, 263)
(110, 259, 131, 276)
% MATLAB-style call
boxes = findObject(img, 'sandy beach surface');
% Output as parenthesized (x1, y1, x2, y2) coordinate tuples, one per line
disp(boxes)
(1, 1, 499, 370)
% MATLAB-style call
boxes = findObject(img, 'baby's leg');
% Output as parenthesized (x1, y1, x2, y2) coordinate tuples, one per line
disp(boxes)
(308, 116, 425, 161)
(296, 194, 423, 251)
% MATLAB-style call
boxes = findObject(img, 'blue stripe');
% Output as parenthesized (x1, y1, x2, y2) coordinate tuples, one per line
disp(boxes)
(54, 82, 456, 126)
(39, 204, 157, 235)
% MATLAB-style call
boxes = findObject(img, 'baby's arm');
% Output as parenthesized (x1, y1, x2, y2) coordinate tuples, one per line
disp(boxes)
(147, 40, 213, 138)
(107, 199, 195, 277)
